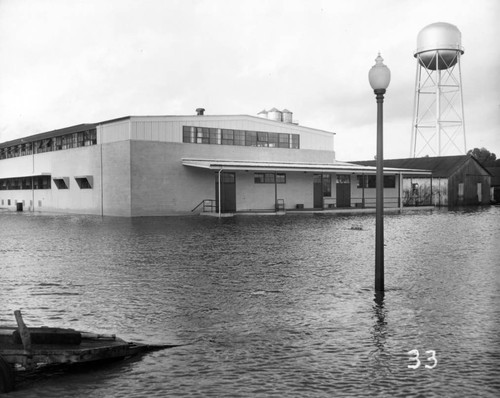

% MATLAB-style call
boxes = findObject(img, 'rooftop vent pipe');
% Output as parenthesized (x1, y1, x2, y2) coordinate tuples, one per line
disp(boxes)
(196, 108, 205, 116)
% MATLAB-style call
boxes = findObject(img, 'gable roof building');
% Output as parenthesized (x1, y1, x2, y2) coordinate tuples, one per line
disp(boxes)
(354, 155, 491, 207)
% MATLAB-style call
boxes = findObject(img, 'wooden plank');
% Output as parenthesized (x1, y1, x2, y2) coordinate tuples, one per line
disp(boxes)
(13, 311, 31, 351)
(14, 310, 33, 369)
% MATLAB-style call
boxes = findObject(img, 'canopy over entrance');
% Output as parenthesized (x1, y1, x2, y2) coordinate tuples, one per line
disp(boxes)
(182, 158, 431, 175)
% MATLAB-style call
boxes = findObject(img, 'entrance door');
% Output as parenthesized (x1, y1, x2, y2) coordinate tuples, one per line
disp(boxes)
(215, 172, 236, 212)
(313, 174, 332, 209)
(336, 174, 351, 208)
(313, 174, 323, 208)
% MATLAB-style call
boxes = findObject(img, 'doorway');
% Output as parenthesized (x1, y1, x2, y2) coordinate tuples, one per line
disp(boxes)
(336, 174, 351, 208)
(313, 174, 332, 209)
(215, 172, 236, 212)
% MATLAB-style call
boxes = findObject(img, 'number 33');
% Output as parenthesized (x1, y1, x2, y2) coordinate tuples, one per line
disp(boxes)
(408, 349, 437, 369)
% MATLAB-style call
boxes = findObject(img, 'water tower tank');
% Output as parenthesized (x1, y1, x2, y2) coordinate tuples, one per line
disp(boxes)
(411, 22, 466, 157)
(414, 22, 464, 70)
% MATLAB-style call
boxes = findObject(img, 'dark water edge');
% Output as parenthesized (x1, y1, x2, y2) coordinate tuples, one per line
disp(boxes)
(1, 207, 499, 397)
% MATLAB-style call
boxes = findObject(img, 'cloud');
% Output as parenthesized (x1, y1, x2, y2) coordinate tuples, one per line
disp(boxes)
(0, 0, 499, 160)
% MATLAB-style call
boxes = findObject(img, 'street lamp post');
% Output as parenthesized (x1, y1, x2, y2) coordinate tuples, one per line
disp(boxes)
(368, 53, 391, 292)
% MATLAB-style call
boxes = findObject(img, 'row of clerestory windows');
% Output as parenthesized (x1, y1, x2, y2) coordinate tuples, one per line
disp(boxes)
(0, 129, 97, 160)
(182, 126, 300, 149)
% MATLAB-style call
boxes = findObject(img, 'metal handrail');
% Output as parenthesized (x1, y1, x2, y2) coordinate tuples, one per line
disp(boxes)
(191, 199, 217, 213)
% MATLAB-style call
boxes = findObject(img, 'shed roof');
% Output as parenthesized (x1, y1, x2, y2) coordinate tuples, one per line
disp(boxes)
(353, 155, 490, 178)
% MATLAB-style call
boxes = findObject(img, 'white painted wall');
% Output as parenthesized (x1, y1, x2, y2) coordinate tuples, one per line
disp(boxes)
(99, 115, 335, 154)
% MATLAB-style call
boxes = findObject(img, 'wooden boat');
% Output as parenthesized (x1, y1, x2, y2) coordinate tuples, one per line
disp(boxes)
(0, 310, 176, 393)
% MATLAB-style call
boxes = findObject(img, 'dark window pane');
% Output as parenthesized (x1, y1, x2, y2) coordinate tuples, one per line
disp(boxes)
(222, 129, 234, 145)
(276, 173, 286, 184)
(234, 131, 245, 146)
(257, 132, 268, 147)
(268, 133, 278, 148)
(246, 131, 257, 146)
(384, 175, 396, 188)
(278, 133, 290, 148)
(254, 173, 265, 183)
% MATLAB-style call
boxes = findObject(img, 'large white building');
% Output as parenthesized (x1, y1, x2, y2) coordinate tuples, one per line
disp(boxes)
(0, 110, 428, 216)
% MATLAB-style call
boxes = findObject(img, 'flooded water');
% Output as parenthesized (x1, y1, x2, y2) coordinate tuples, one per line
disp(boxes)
(1, 207, 499, 397)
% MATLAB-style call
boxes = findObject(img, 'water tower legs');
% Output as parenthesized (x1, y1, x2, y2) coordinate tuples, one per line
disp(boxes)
(411, 52, 466, 157)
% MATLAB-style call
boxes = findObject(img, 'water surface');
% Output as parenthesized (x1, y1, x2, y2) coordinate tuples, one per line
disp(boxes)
(1, 207, 499, 397)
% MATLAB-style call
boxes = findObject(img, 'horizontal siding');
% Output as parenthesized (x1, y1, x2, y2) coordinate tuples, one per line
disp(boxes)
(131, 120, 180, 142)
(99, 121, 130, 144)
(118, 116, 334, 151)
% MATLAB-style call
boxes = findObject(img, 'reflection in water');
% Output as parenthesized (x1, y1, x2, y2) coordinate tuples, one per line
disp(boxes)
(369, 291, 393, 386)
(1, 207, 500, 397)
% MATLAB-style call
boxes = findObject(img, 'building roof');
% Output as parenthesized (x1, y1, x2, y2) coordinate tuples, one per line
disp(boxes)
(353, 155, 490, 178)
(486, 167, 500, 186)
(0, 114, 336, 148)
(182, 158, 432, 175)
(0, 123, 97, 149)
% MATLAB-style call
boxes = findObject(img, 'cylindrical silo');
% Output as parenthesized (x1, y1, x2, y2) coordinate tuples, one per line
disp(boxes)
(267, 108, 282, 122)
(257, 109, 268, 118)
(282, 109, 293, 123)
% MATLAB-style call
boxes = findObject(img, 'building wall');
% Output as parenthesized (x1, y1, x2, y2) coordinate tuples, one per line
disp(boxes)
(236, 171, 312, 211)
(128, 139, 336, 215)
(350, 175, 401, 208)
(0, 146, 102, 214)
(101, 116, 335, 155)
(402, 177, 448, 206)
(448, 159, 491, 206)
(102, 140, 132, 216)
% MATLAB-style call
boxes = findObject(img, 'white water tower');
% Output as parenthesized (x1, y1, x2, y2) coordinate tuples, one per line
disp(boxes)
(411, 22, 466, 157)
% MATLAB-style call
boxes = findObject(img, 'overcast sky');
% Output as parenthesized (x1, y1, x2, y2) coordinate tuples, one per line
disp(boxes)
(0, 0, 499, 161)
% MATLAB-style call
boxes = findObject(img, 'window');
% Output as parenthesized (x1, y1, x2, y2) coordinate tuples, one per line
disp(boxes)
(181, 126, 300, 150)
(254, 173, 286, 184)
(278, 133, 290, 148)
(245, 131, 257, 146)
(221, 129, 234, 145)
(234, 130, 245, 146)
(268, 133, 279, 148)
(195, 128, 209, 144)
(33, 176, 51, 189)
(315, 174, 332, 196)
(88, 129, 97, 145)
(209, 128, 220, 144)
(75, 176, 93, 189)
(53, 177, 69, 189)
(257, 132, 268, 147)
(182, 126, 195, 143)
(384, 175, 396, 188)
(21, 178, 31, 189)
(276, 173, 286, 184)
(357, 175, 396, 188)
(77, 132, 85, 147)
(221, 173, 235, 183)
(323, 174, 332, 196)
(337, 175, 350, 184)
